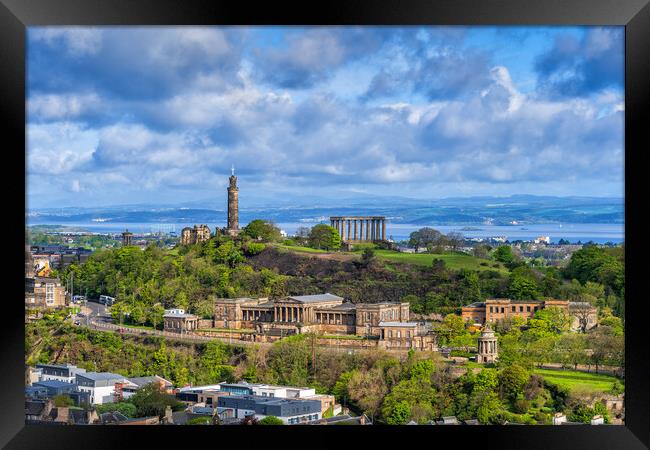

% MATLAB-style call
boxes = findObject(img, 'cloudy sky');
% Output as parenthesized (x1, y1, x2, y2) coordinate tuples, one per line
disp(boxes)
(26, 26, 624, 209)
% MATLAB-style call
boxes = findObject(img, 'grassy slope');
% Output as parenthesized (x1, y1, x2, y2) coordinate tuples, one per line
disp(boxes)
(275, 244, 330, 254)
(533, 368, 621, 394)
(373, 249, 507, 272)
(275, 244, 507, 272)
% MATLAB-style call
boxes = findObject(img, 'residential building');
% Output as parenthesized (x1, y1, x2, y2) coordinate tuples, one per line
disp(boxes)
(75, 372, 130, 405)
(35, 363, 86, 383)
(216, 395, 322, 424)
(25, 276, 66, 309)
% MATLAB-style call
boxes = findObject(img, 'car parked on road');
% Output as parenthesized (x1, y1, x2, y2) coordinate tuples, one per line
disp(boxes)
(74, 321, 81, 326)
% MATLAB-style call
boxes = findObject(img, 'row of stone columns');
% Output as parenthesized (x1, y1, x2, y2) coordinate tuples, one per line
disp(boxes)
(273, 305, 306, 323)
(330, 217, 386, 242)
(242, 310, 270, 321)
(317, 312, 348, 325)
(478, 339, 497, 354)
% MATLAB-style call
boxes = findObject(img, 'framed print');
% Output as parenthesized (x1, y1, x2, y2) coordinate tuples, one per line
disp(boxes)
(2, 0, 649, 448)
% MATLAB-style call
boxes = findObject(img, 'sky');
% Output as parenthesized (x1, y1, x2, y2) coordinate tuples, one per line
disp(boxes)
(26, 26, 624, 209)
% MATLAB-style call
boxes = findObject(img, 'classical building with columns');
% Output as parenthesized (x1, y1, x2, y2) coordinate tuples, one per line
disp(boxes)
(329, 216, 387, 243)
(208, 293, 435, 349)
(476, 323, 498, 364)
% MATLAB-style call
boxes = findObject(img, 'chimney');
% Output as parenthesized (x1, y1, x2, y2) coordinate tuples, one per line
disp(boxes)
(56, 406, 70, 424)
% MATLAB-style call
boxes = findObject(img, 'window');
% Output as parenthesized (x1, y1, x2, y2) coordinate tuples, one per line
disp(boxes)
(46, 284, 54, 304)
(489, 306, 493, 312)
(526, 306, 531, 312)
(534, 306, 538, 311)
(511, 306, 516, 312)
(500, 307, 504, 313)
(388, 330, 392, 338)
(519, 306, 524, 312)
(396, 331, 401, 338)
(406, 331, 411, 338)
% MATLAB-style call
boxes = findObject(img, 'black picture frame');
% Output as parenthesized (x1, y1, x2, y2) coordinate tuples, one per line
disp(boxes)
(2, 0, 648, 448)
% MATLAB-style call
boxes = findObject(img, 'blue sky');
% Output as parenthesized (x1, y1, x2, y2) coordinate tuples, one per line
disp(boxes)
(26, 26, 624, 209)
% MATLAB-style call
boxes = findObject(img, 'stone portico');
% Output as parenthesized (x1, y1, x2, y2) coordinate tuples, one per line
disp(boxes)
(329, 216, 387, 242)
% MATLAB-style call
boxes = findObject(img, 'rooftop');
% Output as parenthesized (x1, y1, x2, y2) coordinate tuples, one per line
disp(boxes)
(378, 321, 419, 327)
(128, 375, 173, 387)
(77, 372, 127, 382)
(35, 363, 80, 370)
(286, 293, 344, 303)
(33, 380, 76, 389)
(163, 312, 199, 318)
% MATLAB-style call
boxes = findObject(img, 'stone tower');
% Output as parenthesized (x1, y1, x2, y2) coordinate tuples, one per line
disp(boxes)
(226, 166, 239, 236)
(476, 323, 498, 364)
(122, 229, 133, 247)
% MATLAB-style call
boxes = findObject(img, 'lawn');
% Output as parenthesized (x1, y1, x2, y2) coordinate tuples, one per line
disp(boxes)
(275, 244, 330, 253)
(533, 368, 622, 395)
(373, 249, 507, 272)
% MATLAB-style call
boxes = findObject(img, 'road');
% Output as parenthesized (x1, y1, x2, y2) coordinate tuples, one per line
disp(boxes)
(71, 300, 258, 345)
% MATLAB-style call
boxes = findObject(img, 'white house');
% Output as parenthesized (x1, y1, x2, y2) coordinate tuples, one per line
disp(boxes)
(75, 372, 131, 405)
(35, 363, 86, 384)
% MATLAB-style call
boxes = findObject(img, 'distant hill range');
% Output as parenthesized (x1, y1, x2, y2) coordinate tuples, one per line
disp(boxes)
(26, 194, 623, 226)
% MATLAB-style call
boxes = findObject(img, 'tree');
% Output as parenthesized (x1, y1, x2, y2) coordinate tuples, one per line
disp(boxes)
(563, 245, 624, 294)
(493, 246, 515, 264)
(360, 248, 376, 267)
(508, 267, 540, 300)
(149, 303, 165, 330)
(498, 364, 530, 400)
(381, 378, 436, 424)
(446, 232, 465, 251)
(385, 401, 411, 425)
(473, 244, 491, 259)
(96, 401, 138, 418)
(242, 219, 282, 242)
(259, 415, 284, 425)
(408, 228, 442, 252)
(472, 391, 505, 424)
(402, 294, 422, 314)
(571, 302, 595, 333)
(53, 394, 74, 407)
(308, 224, 341, 250)
(527, 307, 571, 338)
(130, 382, 183, 418)
(347, 368, 388, 421)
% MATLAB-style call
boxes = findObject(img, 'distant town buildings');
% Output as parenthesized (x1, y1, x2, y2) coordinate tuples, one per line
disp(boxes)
(180, 224, 211, 245)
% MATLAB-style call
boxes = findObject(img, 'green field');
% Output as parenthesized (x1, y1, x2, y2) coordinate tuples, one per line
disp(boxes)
(533, 368, 621, 394)
(275, 244, 330, 253)
(373, 250, 507, 272)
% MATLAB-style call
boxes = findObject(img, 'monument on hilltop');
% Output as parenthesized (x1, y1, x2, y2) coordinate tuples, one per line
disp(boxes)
(226, 165, 240, 236)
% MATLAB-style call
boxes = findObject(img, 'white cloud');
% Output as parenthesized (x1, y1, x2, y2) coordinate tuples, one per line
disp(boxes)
(28, 92, 101, 120)
(31, 28, 102, 56)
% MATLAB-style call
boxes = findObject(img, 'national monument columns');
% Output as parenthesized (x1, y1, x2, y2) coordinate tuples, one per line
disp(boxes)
(329, 216, 387, 243)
